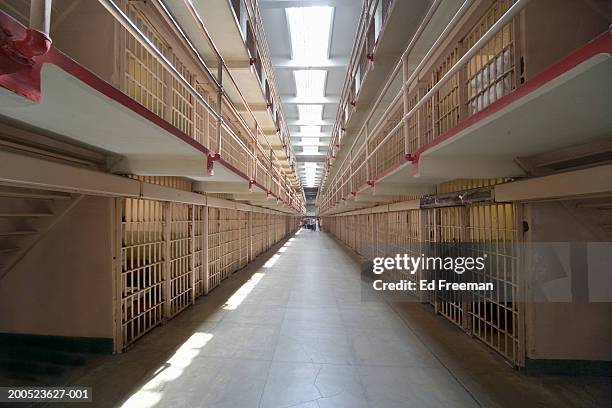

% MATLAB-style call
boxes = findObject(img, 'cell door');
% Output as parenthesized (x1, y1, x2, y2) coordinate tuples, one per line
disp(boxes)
(466, 203, 521, 365)
(434, 206, 468, 330)
(120, 198, 165, 349)
(168, 203, 194, 317)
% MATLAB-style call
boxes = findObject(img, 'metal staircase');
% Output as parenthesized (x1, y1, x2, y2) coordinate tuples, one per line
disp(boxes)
(0, 186, 83, 281)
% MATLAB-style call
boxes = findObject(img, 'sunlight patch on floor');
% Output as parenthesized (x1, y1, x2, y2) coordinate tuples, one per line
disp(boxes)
(223, 272, 266, 310)
(121, 332, 213, 408)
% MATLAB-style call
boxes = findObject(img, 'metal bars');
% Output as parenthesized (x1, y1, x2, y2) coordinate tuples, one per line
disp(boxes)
(120, 198, 165, 349)
(118, 196, 296, 351)
(113, 1, 304, 212)
(168, 203, 193, 317)
(318, 0, 527, 213)
(322, 196, 522, 365)
(466, 202, 520, 364)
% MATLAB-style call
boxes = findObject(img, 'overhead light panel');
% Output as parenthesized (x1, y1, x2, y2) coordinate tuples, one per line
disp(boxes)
(297, 105, 323, 123)
(303, 145, 319, 155)
(286, 6, 333, 63)
(294, 70, 327, 99)
(301, 125, 321, 135)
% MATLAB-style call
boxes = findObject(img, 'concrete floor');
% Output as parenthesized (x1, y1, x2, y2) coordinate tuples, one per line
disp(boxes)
(65, 230, 610, 408)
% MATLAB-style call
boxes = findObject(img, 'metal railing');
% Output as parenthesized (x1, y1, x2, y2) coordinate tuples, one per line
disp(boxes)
(318, 0, 529, 214)
(97, 0, 303, 212)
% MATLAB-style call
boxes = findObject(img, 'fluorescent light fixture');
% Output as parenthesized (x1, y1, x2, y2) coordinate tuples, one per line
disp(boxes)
(294, 70, 327, 99)
(286, 7, 333, 63)
(300, 125, 321, 135)
(297, 105, 323, 122)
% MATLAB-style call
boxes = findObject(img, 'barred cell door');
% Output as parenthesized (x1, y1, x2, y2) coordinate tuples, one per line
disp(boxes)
(168, 203, 194, 317)
(395, 210, 423, 292)
(193, 205, 207, 298)
(120, 198, 165, 349)
(208, 207, 221, 291)
(426, 203, 522, 365)
(466, 203, 521, 365)
(239, 211, 249, 269)
(219, 209, 240, 278)
(434, 206, 468, 330)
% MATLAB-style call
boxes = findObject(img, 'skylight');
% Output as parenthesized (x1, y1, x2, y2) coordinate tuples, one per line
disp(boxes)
(303, 162, 319, 187)
(302, 137, 320, 144)
(297, 105, 323, 123)
(286, 6, 333, 63)
(294, 70, 327, 99)
(303, 145, 319, 155)
(301, 125, 321, 135)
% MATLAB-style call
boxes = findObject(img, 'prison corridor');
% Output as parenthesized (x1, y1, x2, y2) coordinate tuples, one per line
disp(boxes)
(51, 230, 606, 408)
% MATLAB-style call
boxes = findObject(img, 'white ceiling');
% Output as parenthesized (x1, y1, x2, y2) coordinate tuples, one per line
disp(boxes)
(261, 0, 361, 187)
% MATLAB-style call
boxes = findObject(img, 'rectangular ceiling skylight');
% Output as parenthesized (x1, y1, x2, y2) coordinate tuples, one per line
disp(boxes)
(301, 137, 320, 145)
(300, 125, 321, 135)
(297, 105, 323, 123)
(303, 145, 319, 155)
(286, 6, 333, 63)
(294, 70, 327, 99)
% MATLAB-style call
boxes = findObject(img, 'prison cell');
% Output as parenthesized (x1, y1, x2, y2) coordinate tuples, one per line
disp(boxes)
(239, 211, 249, 269)
(220, 124, 250, 176)
(405, 89, 420, 156)
(219, 209, 240, 280)
(319, 0, 524, 209)
(369, 103, 404, 180)
(171, 57, 195, 137)
(168, 203, 194, 317)
(251, 212, 265, 258)
(466, 202, 521, 365)
(346, 215, 357, 251)
(207, 207, 222, 291)
(117, 1, 306, 209)
(432, 47, 460, 137)
(124, 4, 167, 119)
(120, 198, 165, 349)
(390, 210, 423, 291)
(463, 0, 517, 116)
(193, 205, 207, 297)
(194, 83, 216, 149)
(434, 206, 467, 329)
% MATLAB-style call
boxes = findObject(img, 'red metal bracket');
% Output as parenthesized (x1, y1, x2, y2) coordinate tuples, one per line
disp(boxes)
(249, 57, 257, 65)
(248, 179, 256, 193)
(367, 53, 374, 62)
(366, 180, 375, 187)
(405, 153, 417, 162)
(1, 27, 51, 66)
(207, 153, 220, 176)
